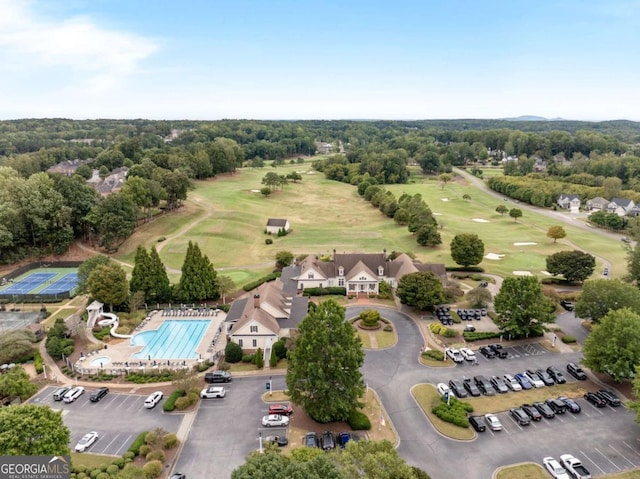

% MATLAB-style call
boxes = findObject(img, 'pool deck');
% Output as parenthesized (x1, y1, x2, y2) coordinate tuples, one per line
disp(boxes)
(74, 309, 228, 375)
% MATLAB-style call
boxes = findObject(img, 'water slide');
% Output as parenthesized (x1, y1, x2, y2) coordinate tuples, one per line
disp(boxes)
(97, 312, 132, 339)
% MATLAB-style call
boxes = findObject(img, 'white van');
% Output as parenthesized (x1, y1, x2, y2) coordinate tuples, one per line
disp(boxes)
(63, 386, 85, 403)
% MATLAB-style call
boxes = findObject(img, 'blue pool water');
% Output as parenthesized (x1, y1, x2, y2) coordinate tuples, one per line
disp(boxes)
(131, 320, 211, 359)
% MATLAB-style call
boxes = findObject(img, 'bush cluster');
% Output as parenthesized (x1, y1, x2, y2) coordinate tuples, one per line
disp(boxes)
(421, 350, 444, 361)
(302, 286, 347, 296)
(348, 409, 372, 430)
(45, 318, 74, 360)
(383, 324, 393, 332)
(359, 310, 381, 327)
(429, 323, 457, 337)
(242, 272, 280, 291)
(128, 431, 148, 456)
(431, 395, 473, 428)
(225, 341, 243, 363)
(163, 389, 186, 412)
(462, 331, 502, 341)
(561, 335, 577, 343)
(125, 370, 175, 383)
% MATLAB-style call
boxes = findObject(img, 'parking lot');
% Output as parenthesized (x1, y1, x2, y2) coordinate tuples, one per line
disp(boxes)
(30, 386, 184, 456)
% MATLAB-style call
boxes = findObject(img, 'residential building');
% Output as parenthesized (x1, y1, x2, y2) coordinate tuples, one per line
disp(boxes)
(607, 197, 635, 217)
(266, 218, 290, 234)
(556, 194, 581, 212)
(585, 197, 609, 212)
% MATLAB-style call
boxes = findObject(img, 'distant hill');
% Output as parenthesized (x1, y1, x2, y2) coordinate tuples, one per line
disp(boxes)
(501, 115, 568, 122)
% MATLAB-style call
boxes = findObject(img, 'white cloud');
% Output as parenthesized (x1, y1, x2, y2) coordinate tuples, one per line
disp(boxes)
(0, 0, 158, 93)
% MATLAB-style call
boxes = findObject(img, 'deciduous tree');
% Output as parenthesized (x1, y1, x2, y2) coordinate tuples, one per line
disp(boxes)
(466, 287, 492, 308)
(583, 308, 640, 381)
(0, 366, 37, 401)
(493, 276, 555, 338)
(396, 272, 446, 310)
(450, 234, 485, 267)
(286, 300, 365, 423)
(77, 255, 111, 293)
(275, 251, 294, 269)
(546, 226, 566, 243)
(575, 279, 640, 322)
(495, 204, 508, 216)
(88, 263, 129, 311)
(509, 208, 523, 222)
(545, 250, 595, 283)
(0, 404, 70, 456)
(217, 275, 235, 304)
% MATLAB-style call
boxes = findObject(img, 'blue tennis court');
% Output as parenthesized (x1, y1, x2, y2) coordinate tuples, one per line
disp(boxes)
(0, 273, 57, 294)
(40, 273, 79, 294)
(131, 320, 211, 359)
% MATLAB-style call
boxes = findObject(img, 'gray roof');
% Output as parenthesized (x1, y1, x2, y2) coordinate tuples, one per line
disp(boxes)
(280, 265, 301, 295)
(267, 218, 288, 227)
(225, 298, 248, 322)
(610, 197, 633, 208)
(278, 296, 309, 329)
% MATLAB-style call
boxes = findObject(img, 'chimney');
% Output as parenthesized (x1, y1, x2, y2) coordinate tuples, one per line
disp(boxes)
(253, 294, 260, 308)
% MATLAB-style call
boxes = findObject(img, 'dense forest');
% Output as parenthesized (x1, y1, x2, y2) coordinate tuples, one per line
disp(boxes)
(1, 118, 640, 263)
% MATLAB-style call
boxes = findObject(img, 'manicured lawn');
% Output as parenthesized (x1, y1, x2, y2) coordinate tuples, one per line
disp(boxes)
(411, 384, 475, 440)
(495, 463, 548, 479)
(70, 452, 117, 469)
(356, 327, 397, 349)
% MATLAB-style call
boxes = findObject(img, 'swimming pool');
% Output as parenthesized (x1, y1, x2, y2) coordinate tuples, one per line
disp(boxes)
(131, 320, 211, 359)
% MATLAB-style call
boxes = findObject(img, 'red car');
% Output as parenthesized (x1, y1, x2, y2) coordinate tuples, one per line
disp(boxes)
(268, 403, 293, 416)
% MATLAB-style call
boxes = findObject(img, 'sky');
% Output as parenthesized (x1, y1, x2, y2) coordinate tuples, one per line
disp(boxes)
(0, 0, 639, 121)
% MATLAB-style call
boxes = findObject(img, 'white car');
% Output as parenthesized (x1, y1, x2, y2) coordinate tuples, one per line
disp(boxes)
(63, 386, 85, 403)
(503, 374, 522, 391)
(446, 348, 464, 363)
(74, 431, 99, 452)
(144, 391, 163, 409)
(436, 383, 452, 397)
(543, 456, 571, 479)
(200, 386, 226, 399)
(524, 370, 545, 388)
(459, 347, 476, 362)
(484, 413, 502, 431)
(262, 414, 290, 427)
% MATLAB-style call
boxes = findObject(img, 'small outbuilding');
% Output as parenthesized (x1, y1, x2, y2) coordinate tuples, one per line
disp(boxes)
(266, 218, 290, 234)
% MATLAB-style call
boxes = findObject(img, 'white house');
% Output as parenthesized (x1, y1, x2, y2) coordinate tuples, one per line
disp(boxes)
(556, 194, 581, 213)
(607, 197, 635, 217)
(585, 197, 609, 212)
(266, 218, 290, 234)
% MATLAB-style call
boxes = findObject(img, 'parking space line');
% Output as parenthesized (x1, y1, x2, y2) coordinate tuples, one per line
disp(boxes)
(580, 449, 607, 475)
(114, 434, 133, 456)
(594, 447, 622, 471)
(101, 433, 122, 453)
(622, 441, 640, 459)
(609, 444, 637, 468)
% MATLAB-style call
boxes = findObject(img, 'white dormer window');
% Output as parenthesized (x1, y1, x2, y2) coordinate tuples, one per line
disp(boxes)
(308, 272, 314, 279)
(378, 266, 384, 275)
(338, 266, 344, 276)
(250, 325, 258, 333)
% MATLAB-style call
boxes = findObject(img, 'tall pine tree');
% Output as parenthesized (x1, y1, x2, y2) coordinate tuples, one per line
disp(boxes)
(148, 246, 171, 302)
(179, 241, 219, 302)
(130, 245, 152, 296)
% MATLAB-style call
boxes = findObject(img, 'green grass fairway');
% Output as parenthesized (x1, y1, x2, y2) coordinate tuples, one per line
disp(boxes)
(112, 163, 628, 284)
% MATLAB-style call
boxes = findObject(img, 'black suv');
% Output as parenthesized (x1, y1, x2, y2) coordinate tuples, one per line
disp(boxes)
(560, 300, 574, 311)
(510, 407, 531, 426)
(474, 375, 495, 396)
(468, 415, 486, 432)
(597, 389, 621, 407)
(448, 379, 468, 398)
(566, 362, 587, 380)
(545, 398, 567, 414)
(535, 368, 555, 386)
(462, 377, 481, 397)
(205, 371, 232, 383)
(521, 403, 542, 421)
(305, 432, 319, 448)
(321, 431, 335, 450)
(546, 366, 566, 384)
(488, 344, 508, 359)
(479, 346, 496, 359)
(584, 392, 606, 407)
(533, 401, 555, 419)
(90, 387, 109, 402)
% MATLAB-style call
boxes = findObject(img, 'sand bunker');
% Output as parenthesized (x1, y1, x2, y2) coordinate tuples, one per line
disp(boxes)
(513, 242, 537, 246)
(540, 271, 552, 276)
(441, 198, 449, 202)
(485, 253, 505, 260)
(513, 270, 533, 276)
(472, 218, 489, 223)
(250, 189, 261, 193)
(433, 213, 443, 216)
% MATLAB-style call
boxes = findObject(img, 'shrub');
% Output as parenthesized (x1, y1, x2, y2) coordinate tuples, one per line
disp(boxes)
(111, 458, 124, 469)
(429, 323, 443, 334)
(142, 460, 163, 479)
(106, 465, 119, 475)
(241, 354, 255, 363)
(422, 350, 444, 361)
(348, 409, 372, 430)
(122, 451, 135, 461)
(99, 463, 108, 472)
(431, 395, 473, 428)
(225, 342, 243, 363)
(462, 331, 502, 341)
(242, 272, 280, 291)
(359, 310, 381, 327)
(273, 339, 287, 359)
(144, 430, 159, 445)
(383, 324, 393, 332)
(146, 450, 165, 462)
(33, 351, 44, 374)
(445, 266, 485, 273)
(562, 335, 577, 344)
(443, 284, 464, 303)
(174, 396, 191, 410)
(162, 433, 178, 449)
(96, 473, 109, 479)
(138, 443, 152, 456)
(442, 328, 457, 338)
(128, 431, 148, 456)
(378, 281, 393, 300)
(269, 347, 277, 367)
(163, 390, 185, 412)
(302, 287, 347, 296)
(265, 238, 273, 245)
(254, 348, 264, 368)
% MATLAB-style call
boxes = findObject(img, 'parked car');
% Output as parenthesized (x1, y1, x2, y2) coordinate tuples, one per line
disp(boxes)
(462, 377, 481, 397)
(558, 396, 581, 413)
(204, 370, 232, 383)
(560, 453, 592, 479)
(468, 415, 486, 432)
(448, 379, 468, 398)
(488, 344, 508, 358)
(510, 407, 531, 426)
(490, 375, 509, 394)
(484, 413, 502, 431)
(524, 370, 545, 388)
(543, 456, 571, 479)
(459, 347, 476, 362)
(305, 432, 319, 447)
(535, 368, 555, 386)
(533, 401, 555, 419)
(446, 348, 464, 363)
(479, 346, 496, 359)
(560, 300, 574, 312)
(514, 373, 533, 390)
(566, 362, 587, 380)
(52, 386, 71, 401)
(436, 383, 452, 397)
(584, 392, 606, 407)
(474, 375, 495, 396)
(464, 325, 476, 333)
(74, 431, 99, 452)
(144, 391, 163, 409)
(63, 386, 85, 403)
(169, 474, 186, 479)
(269, 403, 294, 415)
(200, 386, 226, 399)
(262, 414, 290, 427)
(596, 389, 621, 407)
(521, 403, 542, 421)
(546, 366, 567, 384)
(503, 374, 522, 391)
(264, 435, 288, 447)
(90, 387, 109, 403)
(321, 431, 336, 450)
(545, 398, 567, 414)
(337, 431, 351, 448)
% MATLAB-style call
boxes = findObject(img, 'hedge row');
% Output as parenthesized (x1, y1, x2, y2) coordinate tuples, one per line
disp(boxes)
(348, 409, 371, 430)
(462, 331, 502, 341)
(431, 396, 473, 428)
(128, 431, 148, 455)
(242, 272, 281, 291)
(163, 389, 186, 412)
(302, 287, 347, 297)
